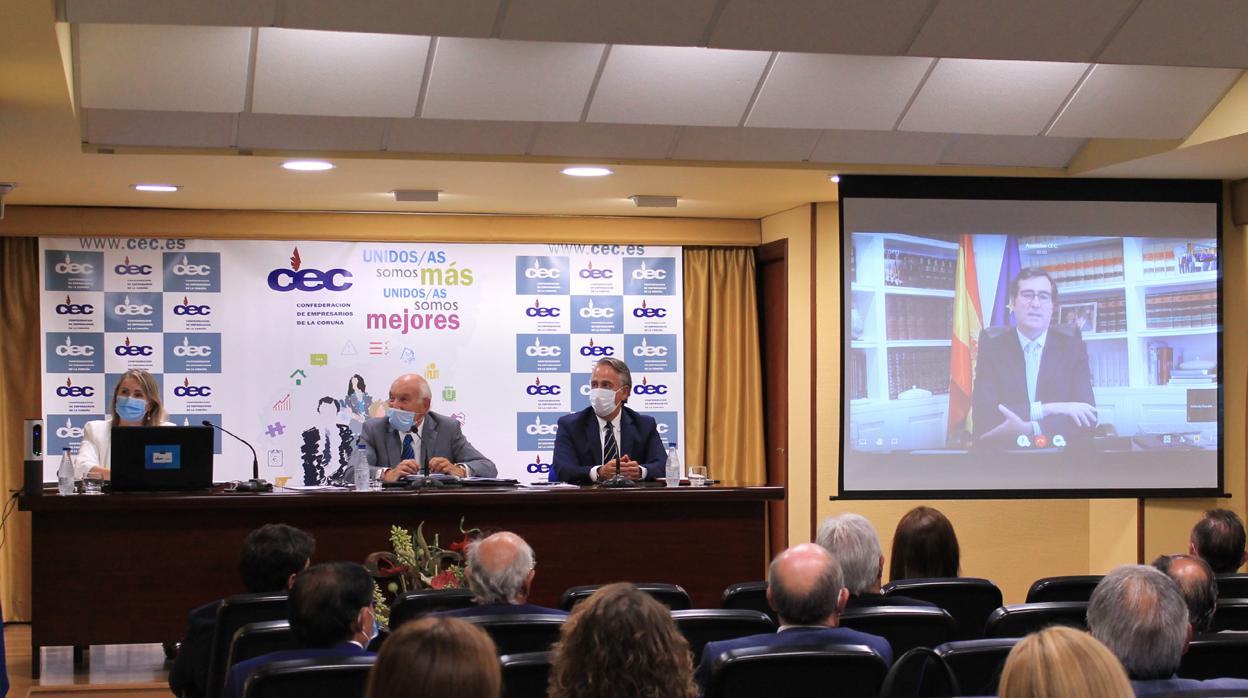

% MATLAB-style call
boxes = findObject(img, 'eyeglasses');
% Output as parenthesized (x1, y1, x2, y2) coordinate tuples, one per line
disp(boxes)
(1017, 291, 1053, 303)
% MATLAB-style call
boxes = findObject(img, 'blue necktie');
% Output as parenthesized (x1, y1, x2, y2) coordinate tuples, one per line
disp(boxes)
(401, 432, 415, 461)
(603, 422, 619, 465)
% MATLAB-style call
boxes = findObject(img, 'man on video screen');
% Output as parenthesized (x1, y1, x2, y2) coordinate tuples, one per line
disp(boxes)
(971, 268, 1096, 445)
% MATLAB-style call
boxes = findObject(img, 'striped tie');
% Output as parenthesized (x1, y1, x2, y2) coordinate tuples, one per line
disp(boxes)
(603, 421, 619, 466)
(401, 432, 415, 461)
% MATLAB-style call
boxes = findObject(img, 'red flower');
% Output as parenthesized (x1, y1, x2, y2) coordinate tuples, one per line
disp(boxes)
(430, 569, 460, 589)
(449, 537, 470, 554)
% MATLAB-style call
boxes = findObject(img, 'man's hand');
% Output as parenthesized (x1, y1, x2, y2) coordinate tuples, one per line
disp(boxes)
(980, 404, 1032, 441)
(600, 455, 642, 480)
(86, 466, 110, 481)
(427, 457, 466, 476)
(382, 459, 422, 482)
(1042, 402, 1098, 427)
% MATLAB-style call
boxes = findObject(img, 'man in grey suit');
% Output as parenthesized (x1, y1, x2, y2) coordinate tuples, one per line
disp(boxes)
(351, 373, 495, 481)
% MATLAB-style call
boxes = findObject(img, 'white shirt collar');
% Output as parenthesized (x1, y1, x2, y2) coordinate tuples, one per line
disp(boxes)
(1016, 327, 1048, 351)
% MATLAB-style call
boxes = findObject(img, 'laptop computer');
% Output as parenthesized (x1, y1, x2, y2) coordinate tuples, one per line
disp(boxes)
(109, 425, 215, 492)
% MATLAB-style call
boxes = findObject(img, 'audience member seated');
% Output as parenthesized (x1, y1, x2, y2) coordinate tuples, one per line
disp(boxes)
(224, 562, 376, 698)
(1190, 509, 1248, 574)
(694, 543, 894, 691)
(998, 625, 1133, 698)
(441, 531, 567, 618)
(889, 506, 961, 582)
(1087, 564, 1248, 695)
(816, 513, 933, 609)
(365, 616, 500, 698)
(169, 523, 315, 698)
(549, 582, 697, 698)
(1153, 554, 1218, 633)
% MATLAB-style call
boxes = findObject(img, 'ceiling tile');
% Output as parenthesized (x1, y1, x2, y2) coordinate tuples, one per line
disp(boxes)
(1048, 64, 1241, 139)
(709, 0, 932, 54)
(531, 123, 677, 159)
(84, 109, 237, 148)
(386, 119, 536, 155)
(909, 0, 1134, 62)
(747, 53, 932, 130)
(78, 24, 252, 112)
(940, 134, 1085, 167)
(279, 0, 500, 38)
(808, 129, 952, 165)
(252, 28, 428, 118)
(64, 0, 276, 26)
(1099, 0, 1248, 68)
(899, 58, 1087, 136)
(588, 45, 770, 127)
(422, 38, 603, 122)
(499, 0, 719, 46)
(670, 126, 821, 162)
(236, 113, 387, 150)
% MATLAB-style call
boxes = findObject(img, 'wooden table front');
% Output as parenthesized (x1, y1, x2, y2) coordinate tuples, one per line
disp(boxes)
(20, 485, 782, 663)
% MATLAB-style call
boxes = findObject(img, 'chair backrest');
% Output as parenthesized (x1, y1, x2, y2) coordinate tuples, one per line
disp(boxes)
(388, 588, 477, 630)
(207, 593, 289, 698)
(671, 609, 776, 663)
(1211, 599, 1248, 632)
(500, 651, 552, 698)
(705, 643, 888, 698)
(934, 637, 1018, 696)
(879, 646, 960, 698)
(1215, 574, 1248, 600)
(559, 583, 691, 611)
(242, 656, 375, 698)
(883, 578, 1004, 641)
(721, 582, 774, 622)
(1180, 633, 1248, 680)
(226, 621, 297, 670)
(839, 606, 956, 656)
(1025, 575, 1103, 604)
(984, 602, 1088, 638)
(459, 613, 566, 655)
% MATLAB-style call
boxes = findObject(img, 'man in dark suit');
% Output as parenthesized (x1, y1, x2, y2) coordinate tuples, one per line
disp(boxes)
(169, 523, 315, 698)
(347, 373, 495, 482)
(552, 357, 666, 484)
(816, 513, 933, 609)
(441, 531, 566, 619)
(971, 268, 1096, 444)
(223, 562, 376, 698)
(695, 543, 893, 690)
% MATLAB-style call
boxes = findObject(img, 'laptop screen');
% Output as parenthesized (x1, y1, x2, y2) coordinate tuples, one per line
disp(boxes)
(110, 425, 214, 491)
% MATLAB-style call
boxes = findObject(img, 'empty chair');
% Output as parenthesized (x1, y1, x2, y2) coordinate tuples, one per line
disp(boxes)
(388, 588, 477, 630)
(1215, 573, 1248, 600)
(704, 643, 888, 698)
(225, 621, 296, 670)
(206, 593, 289, 698)
(560, 583, 690, 611)
(1180, 634, 1248, 681)
(839, 606, 955, 656)
(1025, 575, 1103, 604)
(883, 578, 1003, 641)
(242, 656, 375, 698)
(671, 609, 776, 662)
(499, 651, 552, 698)
(721, 582, 773, 622)
(984, 602, 1088, 638)
(459, 613, 565, 655)
(1211, 599, 1248, 632)
(934, 638, 1018, 696)
(879, 646, 960, 698)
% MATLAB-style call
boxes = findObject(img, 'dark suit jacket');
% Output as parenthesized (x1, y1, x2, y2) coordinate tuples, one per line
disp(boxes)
(441, 602, 568, 618)
(169, 599, 220, 698)
(552, 406, 667, 484)
(971, 325, 1095, 441)
(1131, 676, 1248, 695)
(695, 625, 894, 691)
(224, 641, 371, 698)
(350, 412, 495, 478)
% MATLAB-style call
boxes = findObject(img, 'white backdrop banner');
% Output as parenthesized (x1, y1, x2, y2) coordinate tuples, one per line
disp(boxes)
(39, 238, 684, 483)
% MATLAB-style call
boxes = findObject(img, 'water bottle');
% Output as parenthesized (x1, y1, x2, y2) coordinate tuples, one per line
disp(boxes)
(57, 448, 75, 495)
(351, 442, 371, 491)
(665, 442, 681, 488)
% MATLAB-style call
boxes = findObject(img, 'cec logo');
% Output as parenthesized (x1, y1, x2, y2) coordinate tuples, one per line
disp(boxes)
(55, 337, 95, 357)
(525, 416, 558, 435)
(56, 418, 84, 439)
(578, 299, 615, 319)
(114, 295, 154, 316)
(525, 300, 560, 318)
(56, 295, 94, 315)
(54, 254, 94, 275)
(267, 247, 353, 292)
(524, 260, 561, 279)
(173, 296, 211, 316)
(525, 337, 561, 357)
(526, 454, 551, 474)
(56, 378, 94, 398)
(633, 378, 669, 395)
(115, 337, 154, 356)
(114, 256, 152, 275)
(579, 338, 614, 357)
(633, 300, 667, 318)
(631, 261, 667, 280)
(171, 256, 212, 276)
(579, 262, 613, 280)
(173, 336, 213, 357)
(656, 422, 670, 435)
(526, 378, 561, 396)
(632, 338, 668, 357)
(173, 378, 212, 397)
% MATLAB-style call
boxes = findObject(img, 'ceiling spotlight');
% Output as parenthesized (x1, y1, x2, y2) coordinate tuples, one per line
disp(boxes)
(132, 184, 181, 192)
(392, 190, 440, 202)
(828, 174, 841, 183)
(630, 195, 678, 208)
(282, 160, 335, 172)
(561, 166, 613, 177)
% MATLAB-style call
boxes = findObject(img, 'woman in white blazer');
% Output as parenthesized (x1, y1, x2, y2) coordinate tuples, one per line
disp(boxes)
(76, 368, 173, 480)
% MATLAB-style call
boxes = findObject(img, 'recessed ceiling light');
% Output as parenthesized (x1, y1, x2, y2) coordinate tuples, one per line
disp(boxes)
(561, 166, 613, 177)
(282, 160, 335, 172)
(132, 184, 181, 192)
(828, 175, 841, 183)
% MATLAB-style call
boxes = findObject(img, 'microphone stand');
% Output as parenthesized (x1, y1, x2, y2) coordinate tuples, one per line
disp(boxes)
(597, 418, 636, 489)
(202, 420, 272, 492)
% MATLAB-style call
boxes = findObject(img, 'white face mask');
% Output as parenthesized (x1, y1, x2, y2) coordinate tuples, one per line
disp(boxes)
(588, 387, 619, 418)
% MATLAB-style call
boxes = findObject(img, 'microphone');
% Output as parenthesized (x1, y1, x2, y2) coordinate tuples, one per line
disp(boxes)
(598, 420, 636, 489)
(202, 420, 272, 492)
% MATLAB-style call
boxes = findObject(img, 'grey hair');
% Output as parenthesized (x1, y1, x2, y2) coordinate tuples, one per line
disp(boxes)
(1087, 565, 1189, 681)
(594, 357, 632, 391)
(768, 549, 844, 626)
(465, 535, 534, 605)
(815, 514, 882, 595)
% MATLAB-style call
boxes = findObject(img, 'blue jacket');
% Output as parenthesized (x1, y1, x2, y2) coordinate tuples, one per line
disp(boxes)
(552, 406, 667, 484)
(695, 625, 894, 691)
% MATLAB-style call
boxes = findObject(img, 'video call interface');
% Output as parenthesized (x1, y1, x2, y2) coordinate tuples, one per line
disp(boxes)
(839, 179, 1222, 496)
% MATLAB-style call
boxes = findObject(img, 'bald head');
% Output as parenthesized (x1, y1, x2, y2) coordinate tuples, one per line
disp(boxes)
(466, 532, 535, 605)
(388, 373, 432, 420)
(768, 543, 847, 627)
(1154, 553, 1217, 633)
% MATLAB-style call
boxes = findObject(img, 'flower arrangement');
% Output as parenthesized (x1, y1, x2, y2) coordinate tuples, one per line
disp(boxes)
(365, 517, 479, 627)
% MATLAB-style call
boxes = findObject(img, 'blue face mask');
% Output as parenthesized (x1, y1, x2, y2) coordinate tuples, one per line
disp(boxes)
(116, 395, 147, 422)
(387, 407, 415, 433)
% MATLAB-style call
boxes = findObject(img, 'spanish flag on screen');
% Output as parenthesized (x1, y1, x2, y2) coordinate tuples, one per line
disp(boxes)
(948, 235, 983, 443)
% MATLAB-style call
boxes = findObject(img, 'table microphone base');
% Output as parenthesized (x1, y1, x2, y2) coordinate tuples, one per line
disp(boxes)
(597, 474, 637, 489)
(235, 478, 273, 493)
